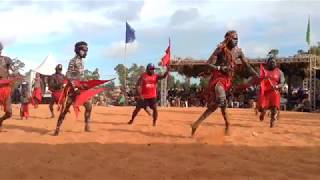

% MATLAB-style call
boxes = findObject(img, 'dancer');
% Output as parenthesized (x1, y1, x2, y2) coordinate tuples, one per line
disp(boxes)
(191, 30, 257, 136)
(258, 56, 284, 127)
(53, 41, 112, 136)
(53, 41, 92, 135)
(0, 42, 14, 131)
(20, 82, 30, 120)
(48, 64, 65, 118)
(31, 72, 42, 108)
(128, 63, 169, 126)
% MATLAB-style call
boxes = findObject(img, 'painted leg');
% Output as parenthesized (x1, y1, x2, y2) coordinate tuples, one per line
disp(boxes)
(221, 107, 230, 135)
(53, 97, 72, 136)
(190, 106, 217, 136)
(84, 100, 93, 132)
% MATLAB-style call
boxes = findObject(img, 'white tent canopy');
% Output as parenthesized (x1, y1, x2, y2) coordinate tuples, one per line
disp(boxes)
(33, 53, 59, 75)
(24, 53, 65, 95)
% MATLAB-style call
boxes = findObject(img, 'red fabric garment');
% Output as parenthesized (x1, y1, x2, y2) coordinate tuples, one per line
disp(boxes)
(73, 88, 104, 118)
(58, 79, 114, 116)
(258, 64, 281, 109)
(206, 70, 232, 103)
(32, 87, 42, 102)
(141, 73, 158, 99)
(52, 90, 64, 103)
(0, 86, 11, 112)
(161, 39, 171, 66)
(0, 79, 13, 85)
(21, 103, 29, 119)
(73, 79, 115, 90)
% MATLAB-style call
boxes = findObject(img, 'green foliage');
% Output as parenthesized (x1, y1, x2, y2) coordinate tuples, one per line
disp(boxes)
(309, 42, 320, 55)
(114, 64, 128, 89)
(11, 58, 25, 74)
(127, 63, 145, 89)
(267, 49, 279, 58)
(84, 68, 100, 80)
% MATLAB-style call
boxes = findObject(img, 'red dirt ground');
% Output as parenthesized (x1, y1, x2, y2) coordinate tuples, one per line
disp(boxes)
(0, 105, 319, 180)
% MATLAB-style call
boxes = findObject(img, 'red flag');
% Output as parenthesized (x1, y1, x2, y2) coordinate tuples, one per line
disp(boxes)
(57, 78, 114, 112)
(73, 88, 105, 118)
(74, 79, 115, 89)
(0, 77, 21, 86)
(161, 38, 171, 66)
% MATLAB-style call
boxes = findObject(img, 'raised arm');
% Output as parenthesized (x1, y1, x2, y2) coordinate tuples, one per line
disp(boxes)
(157, 66, 170, 80)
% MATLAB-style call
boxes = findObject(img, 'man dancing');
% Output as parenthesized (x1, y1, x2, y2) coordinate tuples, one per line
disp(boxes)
(20, 82, 30, 120)
(258, 56, 284, 127)
(53, 41, 92, 136)
(128, 63, 169, 126)
(191, 30, 257, 136)
(32, 72, 42, 108)
(0, 42, 13, 131)
(48, 64, 65, 118)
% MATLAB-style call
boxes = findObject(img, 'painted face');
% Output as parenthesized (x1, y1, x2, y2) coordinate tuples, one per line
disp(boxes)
(228, 33, 238, 48)
(79, 46, 88, 58)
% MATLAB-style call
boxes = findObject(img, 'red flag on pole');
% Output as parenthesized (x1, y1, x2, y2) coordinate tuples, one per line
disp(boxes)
(161, 38, 171, 66)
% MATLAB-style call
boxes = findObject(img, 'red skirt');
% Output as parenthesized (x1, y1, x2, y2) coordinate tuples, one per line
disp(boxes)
(0, 86, 11, 112)
(32, 88, 42, 102)
(206, 71, 232, 104)
(52, 90, 63, 103)
(259, 90, 280, 109)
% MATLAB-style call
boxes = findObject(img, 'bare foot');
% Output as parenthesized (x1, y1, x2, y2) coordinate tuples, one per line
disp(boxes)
(190, 124, 197, 137)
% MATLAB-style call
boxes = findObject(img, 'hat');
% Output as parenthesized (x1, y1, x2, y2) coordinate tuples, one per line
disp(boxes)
(146, 63, 155, 70)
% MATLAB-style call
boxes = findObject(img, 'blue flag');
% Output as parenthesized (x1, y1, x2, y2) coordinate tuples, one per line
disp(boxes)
(126, 22, 136, 43)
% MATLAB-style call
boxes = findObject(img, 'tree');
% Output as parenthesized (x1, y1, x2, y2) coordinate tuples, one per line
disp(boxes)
(83, 68, 100, 80)
(267, 49, 279, 58)
(114, 64, 128, 89)
(174, 79, 182, 89)
(167, 74, 175, 89)
(309, 42, 320, 56)
(182, 77, 191, 90)
(11, 58, 25, 74)
(127, 63, 145, 89)
(92, 68, 100, 80)
(297, 49, 305, 55)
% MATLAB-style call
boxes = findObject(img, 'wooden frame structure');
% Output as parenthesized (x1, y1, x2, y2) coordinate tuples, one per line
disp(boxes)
(160, 54, 320, 111)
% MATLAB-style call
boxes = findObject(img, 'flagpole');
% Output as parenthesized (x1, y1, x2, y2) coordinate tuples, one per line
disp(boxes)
(306, 15, 312, 103)
(124, 35, 127, 105)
